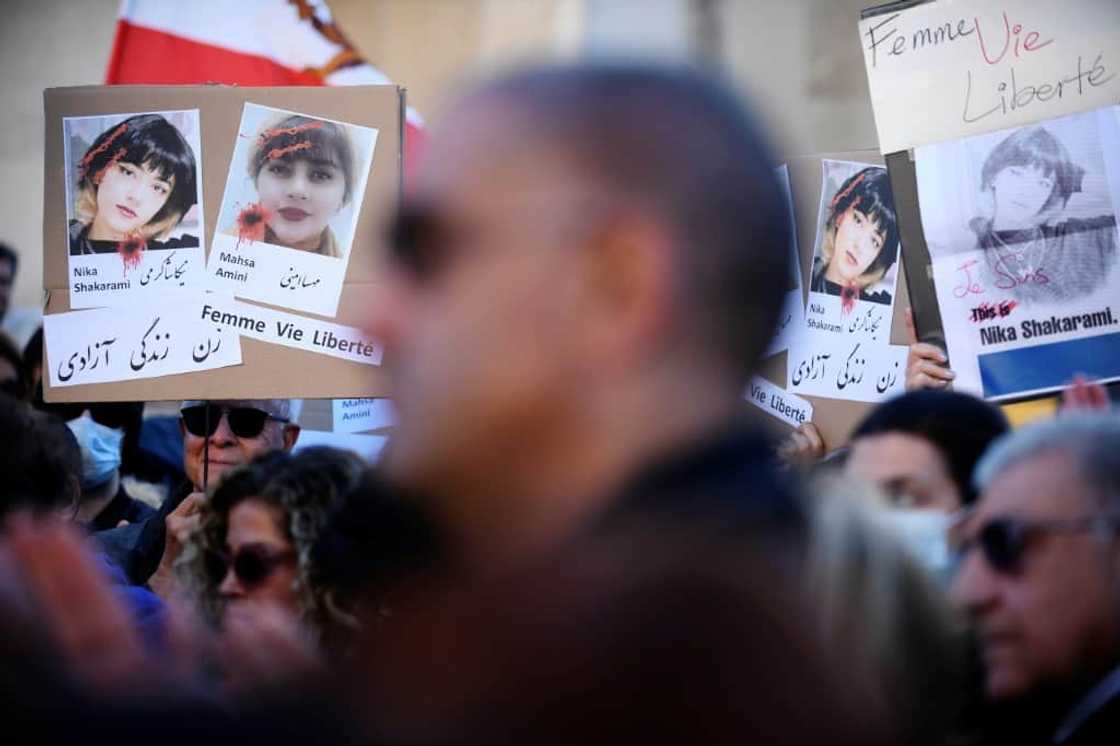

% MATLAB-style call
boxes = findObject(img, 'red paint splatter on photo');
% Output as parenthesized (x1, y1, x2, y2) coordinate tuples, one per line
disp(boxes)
(92, 147, 128, 185)
(840, 283, 859, 314)
(236, 203, 270, 247)
(829, 171, 866, 211)
(266, 141, 314, 161)
(117, 232, 146, 270)
(258, 121, 324, 145)
(79, 123, 129, 178)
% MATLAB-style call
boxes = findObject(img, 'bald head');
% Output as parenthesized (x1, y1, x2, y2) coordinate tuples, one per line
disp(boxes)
(424, 63, 790, 378)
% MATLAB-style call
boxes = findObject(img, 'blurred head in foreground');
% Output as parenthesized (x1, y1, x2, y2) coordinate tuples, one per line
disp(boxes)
(369, 62, 791, 561)
(359, 526, 894, 746)
(951, 414, 1120, 704)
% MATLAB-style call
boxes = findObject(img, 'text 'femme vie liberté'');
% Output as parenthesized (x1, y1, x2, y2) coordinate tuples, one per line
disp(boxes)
(199, 303, 378, 359)
(863, 10, 1115, 125)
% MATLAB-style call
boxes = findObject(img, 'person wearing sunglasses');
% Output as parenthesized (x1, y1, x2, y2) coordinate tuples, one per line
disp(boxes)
(949, 413, 1120, 745)
(176, 447, 365, 656)
(96, 399, 300, 596)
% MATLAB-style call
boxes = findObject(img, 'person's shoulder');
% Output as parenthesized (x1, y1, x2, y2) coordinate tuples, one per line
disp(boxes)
(859, 288, 892, 305)
(68, 220, 87, 255)
(1048, 215, 1118, 235)
(150, 233, 199, 250)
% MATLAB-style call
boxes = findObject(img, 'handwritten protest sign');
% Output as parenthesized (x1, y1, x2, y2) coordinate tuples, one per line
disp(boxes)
(45, 301, 241, 387)
(860, 0, 1120, 153)
(915, 105, 1120, 399)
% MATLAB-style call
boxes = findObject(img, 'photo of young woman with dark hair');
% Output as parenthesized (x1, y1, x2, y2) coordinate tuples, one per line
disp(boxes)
(809, 165, 900, 306)
(67, 113, 200, 256)
(972, 125, 1117, 303)
(234, 114, 357, 258)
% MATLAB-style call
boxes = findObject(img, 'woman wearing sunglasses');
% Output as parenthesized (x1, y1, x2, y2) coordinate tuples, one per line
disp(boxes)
(176, 446, 366, 651)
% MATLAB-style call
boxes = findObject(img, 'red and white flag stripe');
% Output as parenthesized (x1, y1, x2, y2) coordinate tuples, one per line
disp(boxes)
(105, 0, 424, 170)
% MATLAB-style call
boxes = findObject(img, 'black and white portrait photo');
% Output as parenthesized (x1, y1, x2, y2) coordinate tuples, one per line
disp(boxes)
(917, 107, 1120, 305)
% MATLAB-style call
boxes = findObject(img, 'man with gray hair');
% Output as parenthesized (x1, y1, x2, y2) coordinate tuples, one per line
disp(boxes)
(97, 399, 301, 591)
(950, 413, 1120, 745)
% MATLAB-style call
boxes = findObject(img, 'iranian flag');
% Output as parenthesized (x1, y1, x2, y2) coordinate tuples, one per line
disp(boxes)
(105, 0, 424, 172)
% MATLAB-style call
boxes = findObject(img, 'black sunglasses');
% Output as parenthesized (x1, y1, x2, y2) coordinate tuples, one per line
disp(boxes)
(952, 515, 1120, 575)
(205, 544, 296, 590)
(387, 203, 460, 279)
(181, 404, 288, 439)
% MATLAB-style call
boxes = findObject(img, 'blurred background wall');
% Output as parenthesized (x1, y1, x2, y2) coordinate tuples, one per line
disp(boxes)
(0, 0, 879, 315)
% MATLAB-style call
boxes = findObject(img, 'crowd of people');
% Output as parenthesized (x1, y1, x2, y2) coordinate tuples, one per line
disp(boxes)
(2, 61, 1120, 745)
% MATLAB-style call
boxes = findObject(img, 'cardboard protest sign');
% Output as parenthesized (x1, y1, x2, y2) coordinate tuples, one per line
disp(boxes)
(764, 165, 806, 357)
(915, 105, 1120, 399)
(43, 85, 402, 403)
(755, 151, 914, 450)
(861, 0, 1120, 401)
(860, 0, 1120, 155)
(788, 158, 908, 404)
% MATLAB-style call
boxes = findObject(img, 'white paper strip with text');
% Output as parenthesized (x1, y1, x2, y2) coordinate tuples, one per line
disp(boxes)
(198, 297, 382, 366)
(45, 301, 241, 387)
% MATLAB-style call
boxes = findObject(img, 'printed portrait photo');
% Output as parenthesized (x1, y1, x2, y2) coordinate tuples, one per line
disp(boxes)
(63, 110, 203, 257)
(216, 103, 377, 261)
(808, 160, 901, 308)
(916, 106, 1120, 305)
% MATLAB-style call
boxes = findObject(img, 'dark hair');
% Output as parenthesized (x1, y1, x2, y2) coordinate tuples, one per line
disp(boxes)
(77, 113, 198, 227)
(248, 115, 356, 204)
(824, 166, 900, 280)
(0, 242, 17, 275)
(981, 126, 1083, 214)
(0, 333, 26, 399)
(852, 390, 1010, 506)
(0, 396, 80, 518)
(179, 447, 367, 639)
(465, 63, 790, 379)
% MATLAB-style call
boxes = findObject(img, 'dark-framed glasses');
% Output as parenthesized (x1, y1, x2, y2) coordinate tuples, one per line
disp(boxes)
(951, 514, 1120, 575)
(181, 404, 288, 439)
(205, 544, 296, 589)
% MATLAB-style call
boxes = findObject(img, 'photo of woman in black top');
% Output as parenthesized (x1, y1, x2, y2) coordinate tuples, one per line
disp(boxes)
(809, 165, 900, 306)
(971, 125, 1117, 304)
(68, 113, 199, 256)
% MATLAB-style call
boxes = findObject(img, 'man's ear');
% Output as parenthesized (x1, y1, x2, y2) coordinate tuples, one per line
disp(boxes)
(281, 424, 301, 452)
(579, 213, 674, 363)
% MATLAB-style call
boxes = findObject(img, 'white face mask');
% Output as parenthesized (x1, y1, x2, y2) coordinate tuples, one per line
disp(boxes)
(881, 508, 954, 581)
(66, 413, 124, 490)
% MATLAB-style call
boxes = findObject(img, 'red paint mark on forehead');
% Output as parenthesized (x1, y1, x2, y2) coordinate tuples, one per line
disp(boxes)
(266, 140, 314, 162)
(80, 123, 129, 177)
(92, 147, 128, 185)
(258, 121, 324, 145)
(829, 171, 867, 211)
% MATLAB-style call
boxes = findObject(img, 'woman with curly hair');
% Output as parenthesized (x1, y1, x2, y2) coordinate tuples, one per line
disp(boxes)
(176, 446, 366, 649)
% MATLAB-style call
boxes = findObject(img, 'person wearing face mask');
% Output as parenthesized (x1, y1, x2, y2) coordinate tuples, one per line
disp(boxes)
(66, 411, 155, 531)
